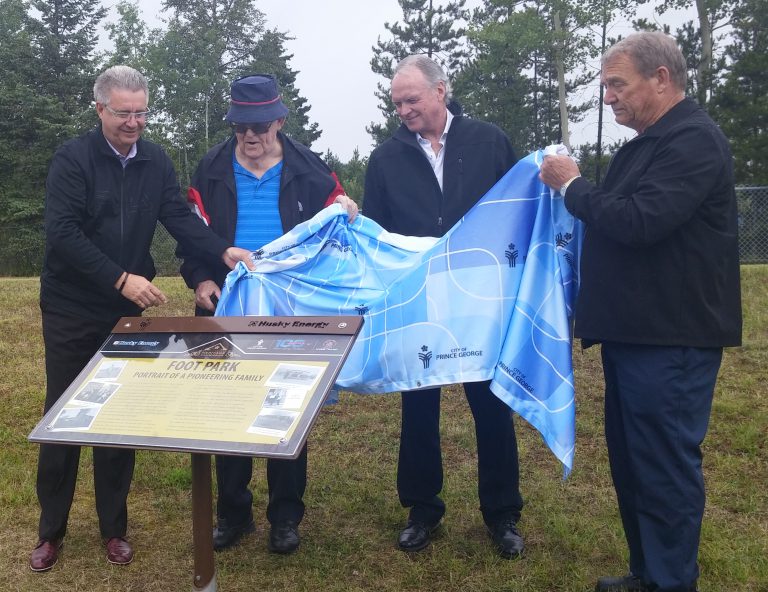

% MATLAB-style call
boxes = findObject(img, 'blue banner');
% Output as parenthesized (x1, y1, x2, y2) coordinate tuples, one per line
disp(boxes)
(217, 150, 583, 475)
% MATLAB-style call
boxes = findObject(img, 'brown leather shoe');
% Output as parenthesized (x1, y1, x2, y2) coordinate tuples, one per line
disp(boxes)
(105, 537, 134, 565)
(29, 539, 63, 572)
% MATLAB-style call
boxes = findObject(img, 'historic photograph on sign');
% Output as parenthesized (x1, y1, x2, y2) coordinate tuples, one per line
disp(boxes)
(93, 359, 128, 381)
(247, 408, 300, 437)
(265, 363, 323, 388)
(72, 380, 121, 405)
(51, 406, 100, 431)
(263, 387, 308, 410)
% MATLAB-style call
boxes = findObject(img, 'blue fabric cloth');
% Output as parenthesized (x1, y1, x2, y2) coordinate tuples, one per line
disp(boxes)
(232, 156, 283, 251)
(217, 150, 583, 475)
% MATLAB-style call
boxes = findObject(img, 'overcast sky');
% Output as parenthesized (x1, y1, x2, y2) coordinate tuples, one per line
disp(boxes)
(121, 0, 690, 160)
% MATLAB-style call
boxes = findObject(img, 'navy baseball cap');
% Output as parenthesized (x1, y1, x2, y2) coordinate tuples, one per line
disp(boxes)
(224, 74, 289, 123)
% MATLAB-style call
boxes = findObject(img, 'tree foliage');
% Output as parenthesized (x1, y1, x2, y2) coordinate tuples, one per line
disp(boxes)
(324, 149, 368, 205)
(653, 0, 736, 105)
(368, 0, 470, 147)
(27, 0, 107, 124)
(0, 0, 106, 273)
(134, 0, 320, 185)
(102, 0, 152, 69)
(0, 0, 765, 275)
(455, 0, 596, 154)
(710, 0, 767, 184)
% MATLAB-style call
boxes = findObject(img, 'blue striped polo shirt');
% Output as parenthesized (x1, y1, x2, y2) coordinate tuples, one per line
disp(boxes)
(232, 154, 284, 251)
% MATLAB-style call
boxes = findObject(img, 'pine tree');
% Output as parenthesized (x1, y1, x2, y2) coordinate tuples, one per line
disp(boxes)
(0, 0, 105, 273)
(141, 0, 321, 184)
(711, 0, 767, 185)
(368, 0, 469, 147)
(27, 0, 107, 125)
(456, 0, 594, 154)
(652, 0, 737, 106)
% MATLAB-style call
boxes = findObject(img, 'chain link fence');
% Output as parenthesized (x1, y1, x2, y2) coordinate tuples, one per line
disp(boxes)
(2, 186, 767, 276)
(736, 186, 768, 264)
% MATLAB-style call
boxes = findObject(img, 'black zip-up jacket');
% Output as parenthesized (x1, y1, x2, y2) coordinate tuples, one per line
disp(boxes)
(363, 106, 516, 237)
(565, 98, 742, 347)
(40, 126, 230, 319)
(178, 133, 338, 293)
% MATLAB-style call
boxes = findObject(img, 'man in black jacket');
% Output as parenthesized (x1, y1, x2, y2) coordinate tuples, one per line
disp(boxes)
(363, 55, 524, 559)
(178, 74, 357, 555)
(541, 32, 742, 592)
(31, 65, 253, 573)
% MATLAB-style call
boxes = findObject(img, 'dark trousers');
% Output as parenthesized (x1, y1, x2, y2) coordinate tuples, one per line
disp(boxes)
(37, 311, 135, 541)
(215, 443, 307, 527)
(397, 380, 523, 527)
(601, 342, 722, 592)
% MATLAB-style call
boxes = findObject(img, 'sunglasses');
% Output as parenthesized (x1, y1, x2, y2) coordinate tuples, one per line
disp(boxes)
(230, 121, 274, 135)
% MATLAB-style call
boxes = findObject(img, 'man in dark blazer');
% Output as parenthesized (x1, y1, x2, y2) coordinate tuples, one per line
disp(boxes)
(541, 32, 742, 592)
(32, 65, 252, 572)
(363, 54, 524, 559)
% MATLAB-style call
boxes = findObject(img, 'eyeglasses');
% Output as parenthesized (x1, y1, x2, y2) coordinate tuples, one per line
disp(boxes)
(103, 105, 150, 120)
(231, 121, 274, 135)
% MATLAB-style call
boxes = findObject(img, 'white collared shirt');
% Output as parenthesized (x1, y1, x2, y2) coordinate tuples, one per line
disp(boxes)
(416, 109, 453, 192)
(105, 138, 137, 168)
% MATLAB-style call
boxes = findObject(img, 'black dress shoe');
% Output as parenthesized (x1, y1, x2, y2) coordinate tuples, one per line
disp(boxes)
(397, 520, 439, 552)
(487, 518, 524, 559)
(268, 521, 300, 554)
(595, 575, 651, 591)
(212, 517, 256, 551)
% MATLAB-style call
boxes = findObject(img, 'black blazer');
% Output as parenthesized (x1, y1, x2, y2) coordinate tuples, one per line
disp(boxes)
(363, 109, 517, 237)
(566, 98, 742, 347)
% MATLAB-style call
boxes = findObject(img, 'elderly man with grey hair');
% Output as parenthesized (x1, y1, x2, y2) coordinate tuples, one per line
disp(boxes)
(31, 65, 253, 572)
(541, 32, 741, 592)
(363, 54, 524, 559)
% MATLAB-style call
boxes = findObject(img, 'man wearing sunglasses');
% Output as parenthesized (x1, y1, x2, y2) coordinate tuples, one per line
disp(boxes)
(178, 74, 357, 555)
(32, 65, 254, 572)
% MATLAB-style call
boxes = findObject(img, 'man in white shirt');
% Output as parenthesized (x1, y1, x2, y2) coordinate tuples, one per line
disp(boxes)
(363, 55, 524, 558)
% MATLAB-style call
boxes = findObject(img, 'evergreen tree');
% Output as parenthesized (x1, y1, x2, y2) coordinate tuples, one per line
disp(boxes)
(248, 29, 321, 148)
(324, 149, 368, 204)
(142, 0, 320, 185)
(711, 0, 767, 185)
(652, 0, 736, 105)
(26, 0, 107, 125)
(0, 0, 104, 273)
(573, 139, 623, 183)
(591, 0, 646, 182)
(456, 0, 594, 154)
(368, 0, 469, 147)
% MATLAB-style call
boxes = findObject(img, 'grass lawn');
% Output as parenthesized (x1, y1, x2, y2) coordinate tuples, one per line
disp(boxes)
(0, 267, 765, 591)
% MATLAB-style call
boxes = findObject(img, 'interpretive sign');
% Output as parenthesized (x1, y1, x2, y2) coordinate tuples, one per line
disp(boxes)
(29, 315, 363, 459)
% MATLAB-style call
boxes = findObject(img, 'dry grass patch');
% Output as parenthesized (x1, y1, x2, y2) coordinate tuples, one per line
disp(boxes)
(0, 268, 765, 591)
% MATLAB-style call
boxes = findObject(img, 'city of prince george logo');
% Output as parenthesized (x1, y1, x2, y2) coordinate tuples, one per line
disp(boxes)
(418, 344, 483, 370)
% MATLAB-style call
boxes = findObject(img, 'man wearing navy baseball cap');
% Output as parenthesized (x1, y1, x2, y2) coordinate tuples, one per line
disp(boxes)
(178, 74, 357, 555)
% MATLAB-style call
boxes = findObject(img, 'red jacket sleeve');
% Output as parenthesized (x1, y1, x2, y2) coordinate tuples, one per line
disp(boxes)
(324, 172, 346, 207)
(186, 186, 211, 226)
